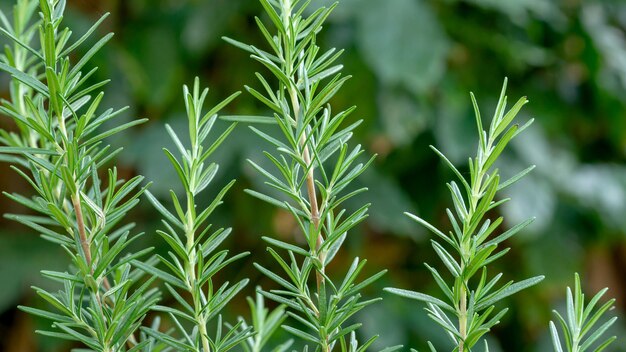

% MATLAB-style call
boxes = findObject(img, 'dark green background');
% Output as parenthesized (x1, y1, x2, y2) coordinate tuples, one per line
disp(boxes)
(1, 0, 626, 351)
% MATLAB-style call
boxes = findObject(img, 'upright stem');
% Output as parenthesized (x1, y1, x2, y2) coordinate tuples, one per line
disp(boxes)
(459, 283, 467, 352)
(289, 86, 325, 290)
(199, 320, 211, 352)
(185, 192, 212, 352)
(69, 143, 113, 293)
(291, 54, 330, 352)
(72, 191, 115, 349)
(72, 194, 92, 268)
(457, 133, 494, 352)
(281, 2, 328, 349)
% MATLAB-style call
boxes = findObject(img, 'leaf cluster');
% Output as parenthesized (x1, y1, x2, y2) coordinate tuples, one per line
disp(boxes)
(141, 78, 251, 351)
(550, 273, 617, 352)
(385, 80, 543, 351)
(225, 0, 370, 256)
(237, 289, 294, 352)
(225, 0, 391, 351)
(0, 1, 620, 352)
(0, 0, 157, 350)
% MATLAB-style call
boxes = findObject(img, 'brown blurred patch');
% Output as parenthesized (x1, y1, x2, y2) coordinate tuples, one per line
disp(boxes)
(3, 308, 35, 352)
(586, 244, 624, 310)
(272, 208, 301, 243)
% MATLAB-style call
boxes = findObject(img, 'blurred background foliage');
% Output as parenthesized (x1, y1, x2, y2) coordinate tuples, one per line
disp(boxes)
(1, 0, 626, 351)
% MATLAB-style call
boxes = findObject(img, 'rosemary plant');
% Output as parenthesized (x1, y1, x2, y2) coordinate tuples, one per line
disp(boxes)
(225, 0, 392, 351)
(1, 1, 620, 351)
(139, 78, 252, 351)
(550, 274, 617, 352)
(385, 80, 544, 351)
(0, 0, 159, 350)
(0, 0, 39, 151)
(238, 289, 294, 352)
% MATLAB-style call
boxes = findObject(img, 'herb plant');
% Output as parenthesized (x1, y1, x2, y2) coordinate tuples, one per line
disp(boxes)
(138, 78, 252, 351)
(0, 0, 621, 352)
(224, 0, 392, 351)
(550, 274, 617, 352)
(238, 289, 293, 352)
(0, 0, 158, 350)
(385, 80, 544, 351)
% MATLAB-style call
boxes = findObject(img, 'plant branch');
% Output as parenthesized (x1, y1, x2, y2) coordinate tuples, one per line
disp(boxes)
(72, 194, 92, 268)
(232, 1, 386, 350)
(288, 76, 329, 351)
(143, 79, 250, 351)
(0, 1, 157, 349)
(281, 0, 326, 320)
(283, 13, 328, 347)
(185, 191, 212, 352)
(459, 285, 467, 352)
(386, 81, 543, 351)
(288, 85, 325, 290)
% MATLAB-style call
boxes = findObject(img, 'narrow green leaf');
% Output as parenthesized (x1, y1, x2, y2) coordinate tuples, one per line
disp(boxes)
(221, 115, 276, 124)
(262, 236, 310, 257)
(384, 288, 455, 313)
(477, 276, 544, 310)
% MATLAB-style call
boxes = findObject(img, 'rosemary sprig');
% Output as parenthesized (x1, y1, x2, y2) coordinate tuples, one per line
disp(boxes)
(225, 0, 394, 351)
(238, 288, 294, 352)
(140, 78, 252, 352)
(550, 273, 617, 352)
(385, 79, 543, 352)
(0, 0, 158, 350)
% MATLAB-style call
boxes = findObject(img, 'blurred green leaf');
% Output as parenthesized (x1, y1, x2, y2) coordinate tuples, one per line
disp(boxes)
(0, 235, 64, 313)
(377, 87, 429, 146)
(355, 0, 449, 93)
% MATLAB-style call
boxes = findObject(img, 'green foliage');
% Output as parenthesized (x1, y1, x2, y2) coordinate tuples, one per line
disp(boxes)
(385, 80, 544, 351)
(141, 78, 251, 351)
(238, 289, 293, 352)
(550, 274, 617, 352)
(0, 0, 625, 351)
(226, 0, 393, 351)
(0, 0, 157, 350)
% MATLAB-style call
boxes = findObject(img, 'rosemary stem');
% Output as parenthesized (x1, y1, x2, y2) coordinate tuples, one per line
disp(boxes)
(458, 135, 487, 352)
(282, 0, 325, 272)
(294, 92, 325, 282)
(285, 15, 328, 341)
(288, 83, 325, 289)
(72, 194, 92, 268)
(303, 143, 325, 281)
(185, 190, 212, 352)
(459, 283, 467, 352)
(199, 317, 212, 352)
(73, 185, 113, 291)
(73, 191, 121, 348)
